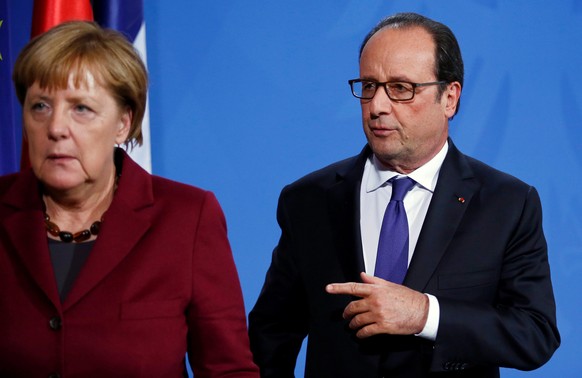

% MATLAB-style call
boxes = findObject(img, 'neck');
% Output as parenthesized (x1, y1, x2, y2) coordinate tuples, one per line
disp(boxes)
(43, 172, 118, 232)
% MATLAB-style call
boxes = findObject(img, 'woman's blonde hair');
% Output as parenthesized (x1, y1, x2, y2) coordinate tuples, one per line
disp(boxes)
(12, 21, 148, 148)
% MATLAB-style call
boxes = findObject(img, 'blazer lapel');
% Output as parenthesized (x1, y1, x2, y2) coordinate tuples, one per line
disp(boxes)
(1, 171, 61, 309)
(327, 147, 370, 283)
(404, 141, 479, 292)
(63, 151, 154, 309)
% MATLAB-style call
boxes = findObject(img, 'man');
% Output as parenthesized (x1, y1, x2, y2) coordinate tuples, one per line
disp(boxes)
(249, 12, 559, 378)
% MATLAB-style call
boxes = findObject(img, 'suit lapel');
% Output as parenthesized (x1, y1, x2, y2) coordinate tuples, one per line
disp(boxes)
(404, 141, 479, 292)
(1, 171, 61, 309)
(63, 151, 154, 309)
(327, 147, 370, 282)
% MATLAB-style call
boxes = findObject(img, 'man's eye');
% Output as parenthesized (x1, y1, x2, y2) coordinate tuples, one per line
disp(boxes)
(389, 83, 412, 93)
(362, 82, 377, 91)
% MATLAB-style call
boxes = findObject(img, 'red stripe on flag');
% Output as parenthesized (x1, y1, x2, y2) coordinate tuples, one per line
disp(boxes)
(31, 0, 93, 36)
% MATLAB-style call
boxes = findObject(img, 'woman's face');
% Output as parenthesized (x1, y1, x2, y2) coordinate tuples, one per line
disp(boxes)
(23, 71, 131, 193)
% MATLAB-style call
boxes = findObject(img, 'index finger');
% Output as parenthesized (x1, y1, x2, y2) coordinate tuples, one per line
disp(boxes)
(325, 282, 373, 298)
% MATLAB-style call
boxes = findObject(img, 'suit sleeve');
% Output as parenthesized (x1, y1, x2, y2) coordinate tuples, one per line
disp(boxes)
(186, 192, 259, 377)
(248, 189, 309, 378)
(431, 186, 560, 371)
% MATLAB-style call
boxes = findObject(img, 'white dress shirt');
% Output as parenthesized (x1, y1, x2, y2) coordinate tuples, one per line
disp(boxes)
(359, 141, 449, 340)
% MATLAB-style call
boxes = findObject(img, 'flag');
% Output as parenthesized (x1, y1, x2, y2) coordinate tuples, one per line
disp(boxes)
(20, 0, 93, 170)
(31, 0, 93, 38)
(0, 0, 19, 175)
(94, 0, 152, 173)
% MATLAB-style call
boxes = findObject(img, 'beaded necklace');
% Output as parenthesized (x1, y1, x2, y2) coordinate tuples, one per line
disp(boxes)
(43, 173, 118, 243)
(44, 213, 103, 243)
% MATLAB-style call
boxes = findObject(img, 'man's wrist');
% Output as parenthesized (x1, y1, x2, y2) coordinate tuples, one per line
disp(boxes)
(415, 294, 439, 340)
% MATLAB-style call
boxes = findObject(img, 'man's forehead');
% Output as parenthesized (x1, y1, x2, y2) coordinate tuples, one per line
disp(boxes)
(359, 27, 436, 77)
(364, 26, 434, 53)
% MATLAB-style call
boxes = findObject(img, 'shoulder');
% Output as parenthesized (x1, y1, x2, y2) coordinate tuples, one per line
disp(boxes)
(150, 174, 209, 199)
(447, 141, 533, 194)
(118, 151, 221, 213)
(0, 170, 40, 212)
(0, 173, 21, 213)
(464, 154, 532, 193)
(448, 147, 542, 218)
(147, 174, 226, 220)
(0, 172, 20, 195)
(119, 148, 210, 200)
(282, 147, 369, 195)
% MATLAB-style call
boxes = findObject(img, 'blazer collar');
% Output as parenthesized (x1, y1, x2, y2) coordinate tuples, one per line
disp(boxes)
(2, 169, 61, 308)
(63, 149, 154, 309)
(0, 149, 155, 310)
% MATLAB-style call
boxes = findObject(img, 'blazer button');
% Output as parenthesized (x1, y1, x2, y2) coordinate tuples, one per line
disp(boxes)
(49, 316, 62, 330)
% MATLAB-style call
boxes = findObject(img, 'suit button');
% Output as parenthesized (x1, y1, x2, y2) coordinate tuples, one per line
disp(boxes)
(49, 316, 62, 330)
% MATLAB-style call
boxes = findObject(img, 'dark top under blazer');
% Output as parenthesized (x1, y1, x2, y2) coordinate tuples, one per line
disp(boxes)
(0, 149, 259, 377)
(249, 140, 559, 378)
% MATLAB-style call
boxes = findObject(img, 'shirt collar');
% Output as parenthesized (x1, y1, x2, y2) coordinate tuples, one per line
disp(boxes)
(365, 141, 449, 193)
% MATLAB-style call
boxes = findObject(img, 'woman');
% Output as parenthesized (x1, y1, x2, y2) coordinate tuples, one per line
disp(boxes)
(0, 21, 258, 377)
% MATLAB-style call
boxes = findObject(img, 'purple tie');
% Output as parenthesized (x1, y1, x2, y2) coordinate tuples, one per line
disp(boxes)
(374, 177, 416, 284)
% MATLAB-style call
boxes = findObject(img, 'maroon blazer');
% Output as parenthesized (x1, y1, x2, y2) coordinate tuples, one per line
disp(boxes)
(0, 150, 259, 377)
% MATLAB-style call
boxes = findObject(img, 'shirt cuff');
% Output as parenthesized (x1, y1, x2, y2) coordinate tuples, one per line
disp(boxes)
(415, 293, 439, 341)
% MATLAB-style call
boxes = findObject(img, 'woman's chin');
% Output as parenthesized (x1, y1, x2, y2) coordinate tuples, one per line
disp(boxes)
(39, 175, 86, 193)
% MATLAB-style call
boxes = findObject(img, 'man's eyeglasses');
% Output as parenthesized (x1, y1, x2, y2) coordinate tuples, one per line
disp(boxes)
(348, 79, 447, 101)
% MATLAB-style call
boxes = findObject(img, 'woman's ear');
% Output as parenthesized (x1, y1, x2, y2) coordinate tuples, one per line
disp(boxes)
(115, 107, 132, 145)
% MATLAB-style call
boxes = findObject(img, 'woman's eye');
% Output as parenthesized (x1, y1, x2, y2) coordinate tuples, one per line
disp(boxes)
(75, 104, 91, 113)
(31, 102, 48, 111)
(72, 104, 98, 120)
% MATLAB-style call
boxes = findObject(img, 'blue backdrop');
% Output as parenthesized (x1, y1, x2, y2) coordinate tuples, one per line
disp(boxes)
(4, 1, 581, 376)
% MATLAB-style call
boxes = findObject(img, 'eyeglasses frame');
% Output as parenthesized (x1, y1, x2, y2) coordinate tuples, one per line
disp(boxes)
(348, 79, 447, 101)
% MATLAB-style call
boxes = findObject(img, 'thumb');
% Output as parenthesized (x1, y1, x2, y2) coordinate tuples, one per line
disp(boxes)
(360, 272, 387, 285)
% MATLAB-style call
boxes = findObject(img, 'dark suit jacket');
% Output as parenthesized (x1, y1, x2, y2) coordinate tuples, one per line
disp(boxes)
(0, 150, 258, 377)
(249, 140, 559, 378)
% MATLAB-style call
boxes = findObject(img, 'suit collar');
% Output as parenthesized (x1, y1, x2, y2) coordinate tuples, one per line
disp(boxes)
(327, 145, 371, 282)
(327, 141, 479, 289)
(404, 139, 479, 291)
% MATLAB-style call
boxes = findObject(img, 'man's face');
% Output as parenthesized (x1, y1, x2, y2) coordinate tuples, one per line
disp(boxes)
(359, 26, 460, 173)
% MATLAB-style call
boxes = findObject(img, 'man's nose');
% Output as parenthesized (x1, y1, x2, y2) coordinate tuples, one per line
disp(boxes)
(367, 85, 393, 116)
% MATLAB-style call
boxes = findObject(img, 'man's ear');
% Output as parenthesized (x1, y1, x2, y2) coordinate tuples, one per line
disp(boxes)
(444, 82, 462, 118)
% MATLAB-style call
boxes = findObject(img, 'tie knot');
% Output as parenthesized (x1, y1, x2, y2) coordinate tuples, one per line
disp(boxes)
(390, 177, 415, 201)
